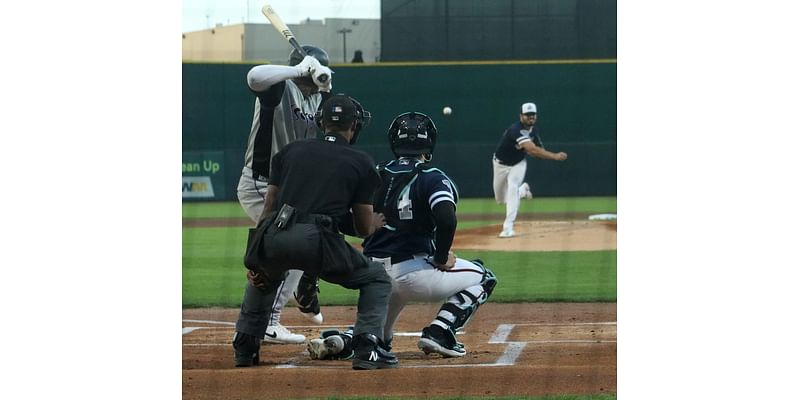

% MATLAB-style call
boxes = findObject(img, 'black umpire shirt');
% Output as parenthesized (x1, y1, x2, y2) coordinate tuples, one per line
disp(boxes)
(268, 132, 381, 230)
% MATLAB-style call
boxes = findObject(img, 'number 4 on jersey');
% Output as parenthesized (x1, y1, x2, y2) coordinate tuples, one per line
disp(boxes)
(398, 186, 413, 220)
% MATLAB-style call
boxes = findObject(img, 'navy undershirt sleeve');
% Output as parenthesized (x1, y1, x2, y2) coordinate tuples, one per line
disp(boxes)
(431, 202, 456, 264)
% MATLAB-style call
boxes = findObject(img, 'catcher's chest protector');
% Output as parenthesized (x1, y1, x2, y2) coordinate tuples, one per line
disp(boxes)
(374, 162, 434, 234)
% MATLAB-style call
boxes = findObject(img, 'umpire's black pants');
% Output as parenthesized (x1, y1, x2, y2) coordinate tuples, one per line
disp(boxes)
(235, 245, 392, 340)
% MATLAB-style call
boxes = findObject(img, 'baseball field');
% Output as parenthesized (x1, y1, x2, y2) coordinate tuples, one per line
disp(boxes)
(182, 196, 617, 399)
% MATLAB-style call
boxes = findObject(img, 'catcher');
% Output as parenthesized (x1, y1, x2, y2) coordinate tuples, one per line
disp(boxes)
(307, 112, 497, 360)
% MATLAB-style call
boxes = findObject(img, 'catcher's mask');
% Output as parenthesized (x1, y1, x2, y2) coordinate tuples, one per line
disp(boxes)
(314, 94, 372, 144)
(387, 112, 438, 160)
(288, 45, 330, 67)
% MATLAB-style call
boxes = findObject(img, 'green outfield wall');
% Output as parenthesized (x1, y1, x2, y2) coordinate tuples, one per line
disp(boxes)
(381, 0, 617, 61)
(182, 61, 616, 201)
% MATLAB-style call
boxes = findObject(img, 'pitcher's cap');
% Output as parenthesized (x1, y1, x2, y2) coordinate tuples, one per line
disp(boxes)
(521, 102, 537, 115)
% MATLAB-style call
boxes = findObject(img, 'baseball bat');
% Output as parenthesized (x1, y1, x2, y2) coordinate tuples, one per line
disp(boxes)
(261, 4, 329, 83)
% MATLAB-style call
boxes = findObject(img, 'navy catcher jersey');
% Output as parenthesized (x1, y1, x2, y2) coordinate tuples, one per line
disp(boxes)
(493, 122, 543, 165)
(362, 158, 459, 258)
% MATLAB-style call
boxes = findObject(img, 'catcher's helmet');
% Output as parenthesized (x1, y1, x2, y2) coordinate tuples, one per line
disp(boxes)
(288, 45, 330, 67)
(387, 112, 438, 158)
(314, 94, 372, 144)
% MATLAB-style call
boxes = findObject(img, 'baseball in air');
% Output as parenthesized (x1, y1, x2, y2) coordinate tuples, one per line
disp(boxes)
(442, 106, 452, 115)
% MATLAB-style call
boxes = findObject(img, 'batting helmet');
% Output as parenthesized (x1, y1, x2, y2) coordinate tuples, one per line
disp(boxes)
(288, 45, 330, 67)
(314, 94, 372, 144)
(387, 112, 438, 158)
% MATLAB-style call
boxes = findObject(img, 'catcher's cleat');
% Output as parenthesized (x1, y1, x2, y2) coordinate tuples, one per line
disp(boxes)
(294, 274, 323, 324)
(263, 323, 305, 344)
(233, 331, 261, 367)
(418, 325, 466, 358)
(351, 333, 399, 370)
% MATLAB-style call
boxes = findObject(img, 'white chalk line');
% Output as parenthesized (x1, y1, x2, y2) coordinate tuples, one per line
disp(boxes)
(183, 319, 617, 368)
(182, 319, 235, 326)
(183, 339, 616, 347)
(496, 342, 527, 365)
(489, 324, 515, 343)
(276, 362, 517, 369)
(514, 321, 617, 327)
(182, 319, 345, 329)
(181, 319, 460, 337)
(489, 322, 616, 366)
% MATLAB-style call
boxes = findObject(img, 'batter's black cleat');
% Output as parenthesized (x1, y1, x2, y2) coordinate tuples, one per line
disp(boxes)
(294, 273, 323, 324)
(418, 325, 466, 358)
(351, 333, 399, 370)
(233, 331, 261, 367)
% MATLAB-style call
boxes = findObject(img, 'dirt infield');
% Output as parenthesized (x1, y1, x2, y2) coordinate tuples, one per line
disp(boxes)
(454, 220, 616, 252)
(183, 303, 616, 399)
(181, 212, 603, 228)
(183, 215, 616, 398)
(184, 215, 617, 253)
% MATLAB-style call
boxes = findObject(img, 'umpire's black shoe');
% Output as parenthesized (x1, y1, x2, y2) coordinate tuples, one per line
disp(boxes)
(351, 333, 399, 370)
(233, 331, 261, 367)
(294, 273, 323, 324)
(418, 325, 466, 358)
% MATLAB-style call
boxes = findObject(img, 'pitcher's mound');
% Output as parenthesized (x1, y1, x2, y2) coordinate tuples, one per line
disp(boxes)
(453, 220, 617, 252)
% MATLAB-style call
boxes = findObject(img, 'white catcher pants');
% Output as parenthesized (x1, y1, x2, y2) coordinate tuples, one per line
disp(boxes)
(372, 254, 487, 343)
(492, 158, 528, 232)
(237, 166, 303, 326)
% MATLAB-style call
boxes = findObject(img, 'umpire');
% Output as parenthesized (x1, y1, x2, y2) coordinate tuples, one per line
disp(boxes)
(233, 94, 398, 370)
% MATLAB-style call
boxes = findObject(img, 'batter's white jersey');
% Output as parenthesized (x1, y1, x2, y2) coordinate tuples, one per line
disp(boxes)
(244, 79, 323, 180)
(238, 75, 322, 327)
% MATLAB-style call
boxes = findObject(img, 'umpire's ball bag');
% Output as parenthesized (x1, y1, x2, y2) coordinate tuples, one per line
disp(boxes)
(243, 204, 366, 278)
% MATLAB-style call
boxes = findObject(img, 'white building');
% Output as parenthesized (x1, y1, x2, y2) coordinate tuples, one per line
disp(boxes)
(182, 18, 381, 64)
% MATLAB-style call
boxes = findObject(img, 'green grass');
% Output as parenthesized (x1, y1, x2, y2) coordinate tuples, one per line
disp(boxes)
(455, 196, 617, 215)
(183, 227, 615, 307)
(182, 196, 616, 307)
(182, 197, 617, 219)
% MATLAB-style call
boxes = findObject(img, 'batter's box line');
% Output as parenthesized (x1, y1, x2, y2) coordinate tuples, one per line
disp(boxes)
(182, 319, 347, 329)
(489, 322, 616, 343)
(181, 319, 464, 338)
(486, 324, 523, 365)
(488, 322, 617, 366)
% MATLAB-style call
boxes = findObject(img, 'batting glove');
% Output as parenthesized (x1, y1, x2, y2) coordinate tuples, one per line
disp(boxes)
(294, 55, 317, 77)
(313, 66, 333, 92)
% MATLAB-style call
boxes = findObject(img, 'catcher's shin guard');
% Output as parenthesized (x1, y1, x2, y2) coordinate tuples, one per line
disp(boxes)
(437, 260, 498, 332)
(437, 291, 480, 333)
(470, 259, 497, 299)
